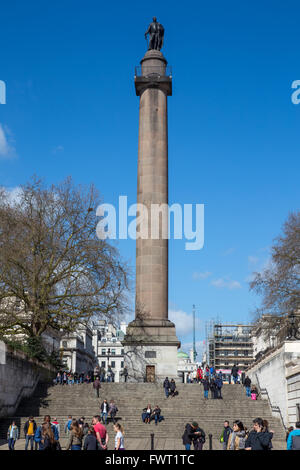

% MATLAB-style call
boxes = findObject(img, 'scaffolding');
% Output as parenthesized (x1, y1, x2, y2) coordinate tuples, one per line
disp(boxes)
(205, 320, 253, 371)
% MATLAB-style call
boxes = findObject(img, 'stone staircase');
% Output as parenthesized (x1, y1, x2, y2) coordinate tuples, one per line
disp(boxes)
(0, 382, 287, 450)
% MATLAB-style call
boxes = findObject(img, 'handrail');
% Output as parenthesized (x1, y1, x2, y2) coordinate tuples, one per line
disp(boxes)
(255, 373, 286, 431)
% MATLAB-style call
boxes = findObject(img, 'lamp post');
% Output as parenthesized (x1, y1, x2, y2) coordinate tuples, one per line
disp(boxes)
(107, 348, 111, 382)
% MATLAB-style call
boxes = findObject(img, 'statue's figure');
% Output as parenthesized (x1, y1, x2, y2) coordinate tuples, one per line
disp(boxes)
(145, 17, 165, 51)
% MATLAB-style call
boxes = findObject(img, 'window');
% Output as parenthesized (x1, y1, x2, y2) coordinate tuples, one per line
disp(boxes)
(121, 349, 124, 355)
(111, 361, 116, 368)
(101, 361, 106, 368)
(101, 349, 106, 355)
(62, 341, 68, 348)
(145, 351, 156, 358)
(111, 349, 116, 356)
(121, 361, 124, 368)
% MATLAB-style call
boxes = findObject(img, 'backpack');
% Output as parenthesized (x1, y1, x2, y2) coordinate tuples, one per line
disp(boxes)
(292, 435, 300, 450)
(67, 420, 72, 430)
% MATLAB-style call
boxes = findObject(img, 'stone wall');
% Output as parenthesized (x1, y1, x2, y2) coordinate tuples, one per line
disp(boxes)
(286, 363, 300, 426)
(246, 341, 300, 427)
(0, 340, 55, 417)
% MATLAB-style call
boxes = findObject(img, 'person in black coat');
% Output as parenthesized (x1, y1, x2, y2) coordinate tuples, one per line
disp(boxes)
(231, 365, 239, 384)
(210, 378, 218, 399)
(244, 376, 251, 397)
(83, 427, 98, 450)
(163, 377, 170, 398)
(182, 422, 203, 450)
(245, 418, 273, 450)
(202, 377, 210, 399)
(220, 421, 232, 450)
(170, 379, 177, 397)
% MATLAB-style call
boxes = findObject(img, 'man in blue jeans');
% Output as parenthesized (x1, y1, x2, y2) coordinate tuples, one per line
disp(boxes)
(163, 377, 170, 398)
(24, 416, 37, 450)
(231, 364, 239, 384)
(244, 376, 251, 397)
(182, 422, 202, 450)
(203, 377, 210, 399)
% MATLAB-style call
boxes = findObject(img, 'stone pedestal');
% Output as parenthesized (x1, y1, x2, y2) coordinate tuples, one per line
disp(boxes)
(123, 50, 180, 382)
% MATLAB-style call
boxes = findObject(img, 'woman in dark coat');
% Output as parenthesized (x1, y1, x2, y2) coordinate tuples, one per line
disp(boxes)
(182, 422, 203, 450)
(170, 379, 176, 397)
(245, 418, 273, 450)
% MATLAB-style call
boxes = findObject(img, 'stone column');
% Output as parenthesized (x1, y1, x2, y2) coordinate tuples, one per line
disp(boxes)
(123, 50, 180, 382)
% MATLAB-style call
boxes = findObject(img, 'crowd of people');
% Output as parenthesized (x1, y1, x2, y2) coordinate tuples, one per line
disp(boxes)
(7, 413, 125, 451)
(185, 365, 260, 401)
(54, 366, 128, 385)
(5, 367, 300, 451)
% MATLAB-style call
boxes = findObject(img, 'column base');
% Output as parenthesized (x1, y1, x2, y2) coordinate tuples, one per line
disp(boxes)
(122, 319, 180, 383)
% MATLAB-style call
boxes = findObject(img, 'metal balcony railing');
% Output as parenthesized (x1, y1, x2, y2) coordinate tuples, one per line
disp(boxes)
(134, 65, 172, 78)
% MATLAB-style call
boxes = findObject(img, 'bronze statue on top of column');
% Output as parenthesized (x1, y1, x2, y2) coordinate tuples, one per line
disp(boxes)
(144, 17, 165, 51)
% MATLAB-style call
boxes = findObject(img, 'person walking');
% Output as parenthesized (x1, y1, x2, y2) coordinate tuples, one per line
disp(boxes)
(244, 376, 251, 397)
(24, 416, 37, 450)
(210, 377, 218, 399)
(34, 415, 59, 450)
(216, 375, 223, 399)
(83, 426, 98, 450)
(92, 415, 108, 450)
(287, 421, 300, 450)
(66, 419, 83, 450)
(101, 399, 109, 425)
(245, 418, 273, 450)
(203, 377, 210, 399)
(163, 377, 170, 398)
(122, 366, 128, 383)
(182, 421, 203, 451)
(220, 420, 232, 450)
(170, 379, 177, 397)
(51, 418, 60, 440)
(41, 423, 61, 451)
(64, 415, 73, 437)
(231, 365, 239, 384)
(109, 400, 118, 424)
(7, 421, 19, 450)
(93, 376, 101, 398)
(227, 420, 246, 450)
(114, 423, 125, 450)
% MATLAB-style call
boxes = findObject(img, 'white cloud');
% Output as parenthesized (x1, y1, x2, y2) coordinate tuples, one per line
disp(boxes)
(192, 271, 212, 280)
(169, 308, 201, 338)
(0, 124, 16, 159)
(211, 277, 242, 290)
(52, 145, 64, 154)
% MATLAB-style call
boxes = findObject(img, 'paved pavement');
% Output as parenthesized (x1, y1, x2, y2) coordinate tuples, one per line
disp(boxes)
(0, 437, 203, 451)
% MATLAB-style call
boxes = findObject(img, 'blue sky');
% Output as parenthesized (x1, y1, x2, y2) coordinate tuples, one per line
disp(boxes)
(1, 1, 299, 358)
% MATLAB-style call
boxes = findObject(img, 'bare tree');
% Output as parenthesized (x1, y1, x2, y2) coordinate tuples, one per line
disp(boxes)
(250, 211, 300, 331)
(0, 177, 130, 338)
